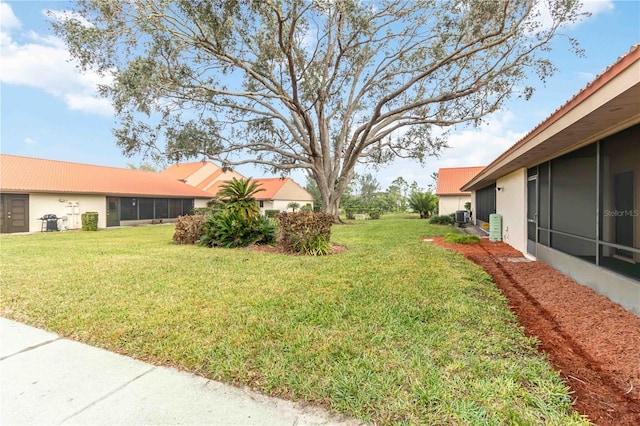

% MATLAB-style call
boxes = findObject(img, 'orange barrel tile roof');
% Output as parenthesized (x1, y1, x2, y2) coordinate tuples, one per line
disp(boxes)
(205, 177, 312, 201)
(435, 166, 485, 195)
(161, 161, 213, 180)
(205, 177, 288, 199)
(0, 154, 213, 198)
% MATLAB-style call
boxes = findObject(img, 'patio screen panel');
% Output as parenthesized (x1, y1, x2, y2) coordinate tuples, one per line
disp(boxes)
(475, 183, 496, 223)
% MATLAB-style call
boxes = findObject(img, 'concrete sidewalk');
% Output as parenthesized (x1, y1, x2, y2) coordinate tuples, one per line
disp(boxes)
(0, 318, 364, 425)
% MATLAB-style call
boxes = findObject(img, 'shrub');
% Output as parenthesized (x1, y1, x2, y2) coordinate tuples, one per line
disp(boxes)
(215, 211, 251, 248)
(254, 215, 277, 245)
(368, 208, 382, 220)
(198, 178, 277, 249)
(409, 192, 438, 219)
(300, 204, 313, 213)
(297, 233, 332, 256)
(265, 209, 280, 218)
(81, 212, 99, 231)
(444, 233, 480, 244)
(216, 178, 263, 219)
(276, 212, 334, 255)
(199, 211, 249, 248)
(173, 214, 206, 244)
(199, 210, 277, 249)
(429, 215, 454, 225)
(192, 206, 223, 217)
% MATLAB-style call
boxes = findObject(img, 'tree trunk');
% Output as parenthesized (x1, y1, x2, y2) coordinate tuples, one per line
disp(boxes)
(322, 195, 342, 223)
(318, 185, 342, 223)
(314, 169, 345, 223)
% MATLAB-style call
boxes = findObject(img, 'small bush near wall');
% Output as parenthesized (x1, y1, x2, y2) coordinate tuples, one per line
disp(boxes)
(173, 214, 206, 244)
(444, 233, 480, 244)
(429, 215, 454, 225)
(265, 209, 280, 218)
(192, 206, 223, 217)
(81, 212, 99, 231)
(276, 212, 334, 255)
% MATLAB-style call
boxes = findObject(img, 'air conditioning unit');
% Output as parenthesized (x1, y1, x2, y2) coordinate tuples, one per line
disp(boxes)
(455, 210, 470, 225)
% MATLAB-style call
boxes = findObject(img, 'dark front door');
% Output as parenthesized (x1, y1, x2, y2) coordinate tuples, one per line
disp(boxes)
(614, 171, 634, 259)
(106, 197, 120, 227)
(0, 194, 30, 233)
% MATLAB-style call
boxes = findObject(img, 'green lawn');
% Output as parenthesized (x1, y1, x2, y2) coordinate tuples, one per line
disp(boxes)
(0, 215, 587, 425)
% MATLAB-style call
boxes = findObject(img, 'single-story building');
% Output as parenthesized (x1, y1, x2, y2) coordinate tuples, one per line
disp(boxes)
(162, 161, 314, 213)
(0, 155, 212, 233)
(435, 166, 485, 216)
(207, 177, 314, 212)
(461, 45, 640, 314)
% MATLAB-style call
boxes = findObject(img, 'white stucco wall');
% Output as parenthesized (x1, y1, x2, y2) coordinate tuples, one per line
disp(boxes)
(259, 199, 313, 214)
(469, 191, 477, 224)
(438, 195, 471, 216)
(271, 199, 313, 212)
(28, 194, 210, 232)
(496, 168, 527, 254)
(194, 198, 209, 208)
(29, 193, 107, 231)
(277, 180, 315, 203)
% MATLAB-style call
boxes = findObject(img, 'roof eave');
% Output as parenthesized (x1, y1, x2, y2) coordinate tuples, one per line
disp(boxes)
(462, 46, 640, 192)
(436, 192, 472, 196)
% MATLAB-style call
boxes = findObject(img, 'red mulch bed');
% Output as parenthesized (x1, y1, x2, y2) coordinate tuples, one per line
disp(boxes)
(430, 237, 640, 425)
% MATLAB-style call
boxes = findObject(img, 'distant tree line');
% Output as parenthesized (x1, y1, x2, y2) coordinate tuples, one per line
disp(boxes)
(305, 173, 438, 219)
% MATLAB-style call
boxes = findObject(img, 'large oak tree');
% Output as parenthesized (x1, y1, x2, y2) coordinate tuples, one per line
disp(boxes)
(54, 0, 584, 217)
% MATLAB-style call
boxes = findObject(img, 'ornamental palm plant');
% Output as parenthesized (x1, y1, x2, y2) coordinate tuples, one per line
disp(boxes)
(408, 191, 438, 219)
(217, 178, 265, 219)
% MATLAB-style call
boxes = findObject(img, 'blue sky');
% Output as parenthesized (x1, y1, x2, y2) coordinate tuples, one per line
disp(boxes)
(1, 1, 639, 190)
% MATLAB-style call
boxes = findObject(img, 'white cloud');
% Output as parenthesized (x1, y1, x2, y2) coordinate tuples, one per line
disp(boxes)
(64, 93, 113, 115)
(24, 137, 36, 145)
(375, 110, 525, 189)
(580, 0, 615, 16)
(0, 2, 20, 30)
(0, 2, 113, 117)
(533, 0, 614, 31)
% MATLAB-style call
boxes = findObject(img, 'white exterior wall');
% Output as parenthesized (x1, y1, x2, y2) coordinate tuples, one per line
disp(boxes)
(259, 199, 313, 214)
(29, 194, 210, 232)
(194, 198, 209, 208)
(469, 191, 477, 223)
(260, 200, 276, 213)
(438, 195, 471, 216)
(271, 199, 313, 211)
(276, 180, 314, 203)
(496, 168, 527, 254)
(29, 193, 107, 231)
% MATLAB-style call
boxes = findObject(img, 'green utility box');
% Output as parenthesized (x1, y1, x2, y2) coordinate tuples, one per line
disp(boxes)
(489, 213, 502, 242)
